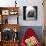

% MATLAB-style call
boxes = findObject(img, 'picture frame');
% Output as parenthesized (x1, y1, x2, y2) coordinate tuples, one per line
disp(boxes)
(1, 28, 13, 41)
(9, 10, 18, 15)
(2, 10, 9, 15)
(23, 6, 37, 21)
(1, 28, 18, 41)
(2, 16, 8, 24)
(8, 16, 18, 24)
(2, 16, 18, 24)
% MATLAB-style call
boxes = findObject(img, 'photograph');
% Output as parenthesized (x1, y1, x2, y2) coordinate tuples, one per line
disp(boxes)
(23, 6, 37, 21)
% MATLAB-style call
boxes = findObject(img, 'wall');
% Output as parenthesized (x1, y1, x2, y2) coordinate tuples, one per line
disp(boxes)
(0, 0, 44, 26)
(18, 0, 44, 26)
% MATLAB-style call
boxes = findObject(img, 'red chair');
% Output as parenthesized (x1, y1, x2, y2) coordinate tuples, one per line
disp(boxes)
(21, 28, 41, 46)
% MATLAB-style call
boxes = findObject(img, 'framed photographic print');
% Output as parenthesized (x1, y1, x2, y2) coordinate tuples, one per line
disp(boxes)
(9, 10, 18, 15)
(2, 16, 8, 24)
(2, 10, 9, 15)
(23, 6, 37, 21)
(1, 28, 13, 41)
(8, 16, 18, 24)
(2, 16, 18, 24)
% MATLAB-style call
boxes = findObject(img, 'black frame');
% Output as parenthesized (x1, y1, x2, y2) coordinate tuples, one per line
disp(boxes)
(1, 28, 19, 41)
(23, 6, 37, 20)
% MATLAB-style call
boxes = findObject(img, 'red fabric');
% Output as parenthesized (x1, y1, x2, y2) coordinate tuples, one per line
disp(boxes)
(21, 28, 41, 46)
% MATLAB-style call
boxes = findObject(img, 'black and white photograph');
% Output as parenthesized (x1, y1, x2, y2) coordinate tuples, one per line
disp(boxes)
(23, 6, 37, 21)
